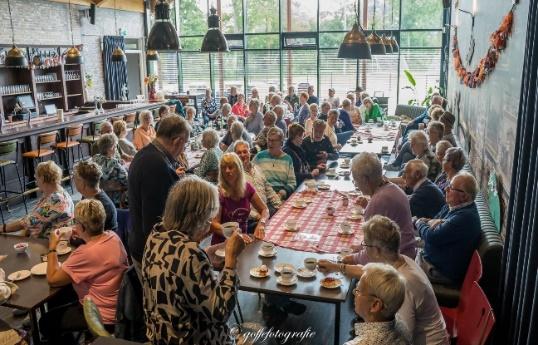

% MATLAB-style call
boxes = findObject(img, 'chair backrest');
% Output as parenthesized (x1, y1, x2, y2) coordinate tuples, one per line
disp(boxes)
(38, 131, 57, 146)
(66, 125, 83, 138)
(460, 251, 483, 304)
(456, 282, 495, 345)
(0, 140, 17, 156)
(83, 297, 112, 338)
(394, 104, 427, 119)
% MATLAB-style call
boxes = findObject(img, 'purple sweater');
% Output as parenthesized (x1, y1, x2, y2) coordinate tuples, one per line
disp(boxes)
(352, 182, 417, 264)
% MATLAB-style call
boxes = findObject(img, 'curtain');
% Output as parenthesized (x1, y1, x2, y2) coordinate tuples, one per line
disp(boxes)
(103, 36, 128, 100)
(496, 0, 538, 344)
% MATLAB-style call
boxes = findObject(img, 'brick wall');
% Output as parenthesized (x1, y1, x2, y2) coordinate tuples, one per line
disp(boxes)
(0, 0, 144, 99)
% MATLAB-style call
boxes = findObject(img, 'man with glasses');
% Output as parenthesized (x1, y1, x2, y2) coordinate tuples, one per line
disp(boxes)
(344, 263, 410, 345)
(415, 172, 481, 287)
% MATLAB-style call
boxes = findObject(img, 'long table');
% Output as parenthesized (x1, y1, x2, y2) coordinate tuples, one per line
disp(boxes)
(340, 122, 399, 157)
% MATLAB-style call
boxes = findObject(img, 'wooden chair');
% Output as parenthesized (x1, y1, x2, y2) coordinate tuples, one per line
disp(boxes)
(22, 131, 58, 188)
(53, 125, 83, 168)
(0, 141, 27, 222)
(80, 121, 106, 158)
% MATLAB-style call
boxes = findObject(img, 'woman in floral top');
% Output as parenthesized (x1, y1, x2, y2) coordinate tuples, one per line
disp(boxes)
(2, 161, 73, 238)
(202, 88, 218, 122)
(93, 134, 128, 207)
(142, 177, 246, 344)
(194, 129, 222, 183)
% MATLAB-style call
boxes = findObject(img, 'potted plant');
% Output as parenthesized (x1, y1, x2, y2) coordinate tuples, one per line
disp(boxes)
(401, 69, 441, 107)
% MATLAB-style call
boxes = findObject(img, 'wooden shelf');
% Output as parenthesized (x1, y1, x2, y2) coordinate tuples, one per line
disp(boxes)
(38, 96, 63, 101)
(0, 91, 33, 97)
(67, 94, 82, 97)
(36, 80, 61, 84)
(65, 78, 81, 81)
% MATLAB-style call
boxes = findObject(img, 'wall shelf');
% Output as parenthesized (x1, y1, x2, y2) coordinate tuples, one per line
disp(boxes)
(36, 80, 61, 84)
(38, 96, 63, 101)
(0, 91, 33, 97)
(67, 94, 82, 97)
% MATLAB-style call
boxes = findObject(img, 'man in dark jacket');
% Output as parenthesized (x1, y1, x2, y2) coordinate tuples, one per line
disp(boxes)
(416, 172, 481, 286)
(128, 116, 191, 280)
(404, 159, 446, 218)
(301, 119, 338, 168)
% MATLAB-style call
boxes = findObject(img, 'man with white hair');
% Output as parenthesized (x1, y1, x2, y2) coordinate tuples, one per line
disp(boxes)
(347, 152, 417, 263)
(409, 130, 441, 181)
(273, 105, 288, 137)
(403, 94, 445, 138)
(219, 115, 252, 151)
(416, 172, 481, 286)
(404, 159, 446, 218)
(344, 263, 410, 345)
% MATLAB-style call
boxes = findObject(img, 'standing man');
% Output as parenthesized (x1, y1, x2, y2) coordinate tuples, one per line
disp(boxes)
(128, 116, 191, 280)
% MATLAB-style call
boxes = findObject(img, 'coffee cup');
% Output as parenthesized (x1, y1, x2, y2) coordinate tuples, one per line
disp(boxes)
(281, 267, 295, 282)
(55, 226, 73, 240)
(340, 222, 352, 234)
(305, 179, 316, 189)
(328, 168, 336, 175)
(344, 158, 351, 165)
(326, 206, 335, 216)
(285, 219, 297, 230)
(350, 138, 358, 145)
(352, 206, 364, 216)
(382, 145, 389, 153)
(340, 247, 352, 258)
(222, 222, 239, 238)
(261, 242, 275, 254)
(293, 199, 306, 208)
(304, 257, 317, 271)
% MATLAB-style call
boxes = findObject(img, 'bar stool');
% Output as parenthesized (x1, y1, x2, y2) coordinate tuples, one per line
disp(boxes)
(80, 121, 106, 158)
(0, 141, 28, 223)
(53, 125, 83, 189)
(22, 131, 58, 188)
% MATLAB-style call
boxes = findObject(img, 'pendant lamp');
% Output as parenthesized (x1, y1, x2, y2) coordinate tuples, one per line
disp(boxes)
(65, 0, 83, 64)
(389, 0, 399, 53)
(337, 1, 371, 59)
(146, 49, 159, 61)
(367, 0, 386, 55)
(381, 0, 393, 54)
(5, 0, 28, 68)
(147, 0, 181, 51)
(111, 0, 127, 63)
(201, 7, 229, 52)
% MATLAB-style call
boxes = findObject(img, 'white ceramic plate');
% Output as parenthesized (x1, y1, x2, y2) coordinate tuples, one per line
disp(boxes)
(250, 267, 270, 278)
(320, 277, 342, 289)
(325, 172, 337, 177)
(297, 267, 316, 278)
(276, 276, 298, 286)
(258, 249, 277, 258)
(274, 263, 295, 273)
(215, 249, 225, 258)
(7, 270, 31, 281)
(317, 184, 330, 190)
(31, 262, 47, 276)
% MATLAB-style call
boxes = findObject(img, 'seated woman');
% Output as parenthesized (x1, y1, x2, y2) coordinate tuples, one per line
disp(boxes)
(253, 110, 277, 151)
(194, 128, 223, 183)
(201, 88, 218, 123)
(439, 111, 457, 147)
(304, 103, 319, 136)
(42, 199, 128, 344)
(409, 130, 441, 181)
(226, 121, 251, 153)
(154, 105, 170, 132)
(133, 110, 156, 150)
(185, 106, 197, 127)
(435, 147, 466, 193)
(435, 140, 452, 164)
(363, 96, 384, 123)
(113, 120, 137, 159)
(231, 93, 248, 118)
(2, 161, 73, 238)
(211, 153, 269, 245)
(283, 124, 322, 186)
(324, 109, 342, 150)
(93, 134, 129, 207)
(143, 177, 246, 344)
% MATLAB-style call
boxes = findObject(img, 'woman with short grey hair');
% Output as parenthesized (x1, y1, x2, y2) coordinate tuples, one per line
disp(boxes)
(142, 176, 246, 344)
(194, 128, 223, 183)
(226, 121, 249, 153)
(435, 147, 466, 193)
(409, 130, 441, 181)
(93, 133, 128, 207)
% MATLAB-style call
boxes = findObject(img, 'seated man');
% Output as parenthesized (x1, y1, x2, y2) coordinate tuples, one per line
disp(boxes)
(301, 119, 338, 168)
(402, 94, 444, 140)
(404, 159, 446, 219)
(344, 263, 410, 345)
(416, 172, 481, 286)
(219, 115, 252, 151)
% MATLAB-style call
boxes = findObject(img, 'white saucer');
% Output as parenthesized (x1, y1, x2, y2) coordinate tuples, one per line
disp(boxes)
(258, 249, 277, 258)
(292, 204, 307, 209)
(274, 263, 295, 273)
(337, 228, 354, 235)
(284, 225, 299, 232)
(250, 267, 270, 278)
(31, 262, 47, 276)
(339, 164, 350, 169)
(57, 245, 72, 256)
(347, 214, 363, 221)
(320, 277, 343, 289)
(297, 267, 316, 278)
(276, 276, 298, 286)
(215, 249, 225, 258)
(317, 184, 330, 190)
(8, 270, 31, 281)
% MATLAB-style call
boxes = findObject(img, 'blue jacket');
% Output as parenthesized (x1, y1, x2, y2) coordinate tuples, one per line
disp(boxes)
(402, 109, 429, 142)
(409, 179, 446, 218)
(418, 203, 481, 285)
(339, 109, 355, 132)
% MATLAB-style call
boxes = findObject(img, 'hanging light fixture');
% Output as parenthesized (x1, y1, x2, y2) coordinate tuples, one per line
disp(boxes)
(146, 49, 159, 61)
(381, 0, 393, 54)
(111, 0, 126, 63)
(5, 0, 28, 68)
(367, 0, 386, 55)
(201, 7, 229, 52)
(337, 0, 371, 59)
(65, 0, 83, 64)
(390, 0, 399, 53)
(147, 0, 181, 51)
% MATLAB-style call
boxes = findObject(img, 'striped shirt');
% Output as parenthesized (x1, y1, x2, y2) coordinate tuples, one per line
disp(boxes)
(253, 150, 296, 198)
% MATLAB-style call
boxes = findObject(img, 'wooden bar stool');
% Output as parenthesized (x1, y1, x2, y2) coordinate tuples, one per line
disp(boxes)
(22, 131, 58, 188)
(0, 140, 28, 222)
(53, 125, 83, 179)
(80, 121, 106, 158)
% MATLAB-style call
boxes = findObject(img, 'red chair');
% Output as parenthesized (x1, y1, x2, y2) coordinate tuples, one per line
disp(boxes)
(455, 282, 495, 345)
(441, 251, 483, 336)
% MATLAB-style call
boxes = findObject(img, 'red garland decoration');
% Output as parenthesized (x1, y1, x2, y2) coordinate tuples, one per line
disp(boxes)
(452, 9, 514, 88)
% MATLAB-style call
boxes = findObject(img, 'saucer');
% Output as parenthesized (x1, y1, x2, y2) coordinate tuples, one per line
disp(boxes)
(276, 276, 298, 286)
(339, 164, 350, 169)
(292, 203, 307, 209)
(30, 262, 47, 276)
(8, 270, 31, 281)
(258, 249, 277, 258)
(347, 214, 363, 221)
(284, 224, 299, 232)
(57, 244, 72, 256)
(320, 277, 342, 289)
(274, 263, 295, 273)
(297, 267, 316, 278)
(337, 227, 354, 235)
(250, 267, 270, 278)
(215, 249, 226, 258)
(317, 184, 330, 190)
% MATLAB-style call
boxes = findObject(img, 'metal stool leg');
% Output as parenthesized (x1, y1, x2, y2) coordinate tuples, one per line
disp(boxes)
(14, 165, 28, 214)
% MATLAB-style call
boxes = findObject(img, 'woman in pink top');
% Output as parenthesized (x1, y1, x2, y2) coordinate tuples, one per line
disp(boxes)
(133, 110, 156, 150)
(231, 93, 249, 118)
(42, 199, 128, 344)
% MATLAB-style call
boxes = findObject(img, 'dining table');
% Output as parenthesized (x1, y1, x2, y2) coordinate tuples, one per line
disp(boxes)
(0, 234, 70, 344)
(340, 122, 399, 157)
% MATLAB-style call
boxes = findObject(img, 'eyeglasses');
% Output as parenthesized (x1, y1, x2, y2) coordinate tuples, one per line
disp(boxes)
(352, 287, 379, 300)
(446, 184, 466, 194)
(361, 240, 377, 248)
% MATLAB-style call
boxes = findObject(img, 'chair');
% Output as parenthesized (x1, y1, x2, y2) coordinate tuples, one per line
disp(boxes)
(80, 121, 106, 157)
(53, 125, 83, 171)
(83, 297, 112, 338)
(22, 131, 58, 187)
(440, 251, 483, 336)
(455, 282, 495, 345)
(0, 141, 27, 222)
(394, 104, 427, 119)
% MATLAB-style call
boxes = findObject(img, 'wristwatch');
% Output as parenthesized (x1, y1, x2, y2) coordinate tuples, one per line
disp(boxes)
(48, 249, 57, 254)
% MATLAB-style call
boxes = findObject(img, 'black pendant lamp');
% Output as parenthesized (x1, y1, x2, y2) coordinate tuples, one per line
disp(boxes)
(147, 0, 181, 51)
(65, 0, 83, 64)
(5, 0, 28, 68)
(367, 0, 386, 55)
(337, 1, 371, 59)
(201, 7, 229, 52)
(111, 0, 126, 63)
(146, 49, 159, 61)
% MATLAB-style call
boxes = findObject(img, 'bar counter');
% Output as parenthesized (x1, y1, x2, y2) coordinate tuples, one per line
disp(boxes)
(0, 101, 166, 142)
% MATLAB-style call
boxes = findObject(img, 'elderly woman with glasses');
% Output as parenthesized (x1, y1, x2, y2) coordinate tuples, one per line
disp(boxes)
(142, 177, 246, 344)
(435, 147, 466, 193)
(133, 110, 156, 150)
(343, 263, 410, 345)
(320, 216, 448, 345)
(93, 133, 129, 207)
(211, 153, 269, 245)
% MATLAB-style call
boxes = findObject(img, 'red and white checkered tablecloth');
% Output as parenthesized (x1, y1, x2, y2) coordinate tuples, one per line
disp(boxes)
(264, 189, 364, 254)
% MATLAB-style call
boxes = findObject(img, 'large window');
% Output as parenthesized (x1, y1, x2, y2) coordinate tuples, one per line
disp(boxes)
(157, 0, 444, 113)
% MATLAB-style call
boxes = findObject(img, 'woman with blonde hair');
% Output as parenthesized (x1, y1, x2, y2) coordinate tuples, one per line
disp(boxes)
(304, 103, 319, 136)
(133, 110, 156, 150)
(2, 161, 73, 238)
(194, 128, 223, 182)
(211, 153, 269, 244)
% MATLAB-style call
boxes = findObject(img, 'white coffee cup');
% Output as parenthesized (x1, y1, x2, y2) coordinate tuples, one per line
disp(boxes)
(329, 168, 336, 174)
(350, 138, 358, 144)
(340, 222, 352, 234)
(344, 158, 351, 165)
(281, 267, 295, 282)
(305, 179, 316, 189)
(222, 222, 239, 238)
(55, 226, 73, 240)
(304, 257, 317, 271)
(293, 199, 306, 208)
(261, 242, 275, 254)
(340, 247, 352, 257)
(382, 145, 389, 153)
(285, 219, 297, 230)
